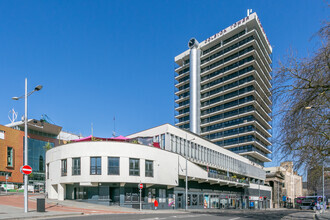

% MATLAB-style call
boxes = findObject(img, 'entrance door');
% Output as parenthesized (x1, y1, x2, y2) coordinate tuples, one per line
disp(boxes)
(177, 193, 183, 209)
(110, 187, 120, 205)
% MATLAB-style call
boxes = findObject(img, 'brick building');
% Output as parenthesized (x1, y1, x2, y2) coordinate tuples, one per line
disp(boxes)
(0, 125, 24, 185)
(0, 119, 81, 188)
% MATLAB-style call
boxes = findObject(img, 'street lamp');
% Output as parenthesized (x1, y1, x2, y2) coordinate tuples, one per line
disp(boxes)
(12, 78, 42, 213)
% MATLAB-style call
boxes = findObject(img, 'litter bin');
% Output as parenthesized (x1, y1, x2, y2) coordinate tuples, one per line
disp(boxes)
(37, 198, 45, 212)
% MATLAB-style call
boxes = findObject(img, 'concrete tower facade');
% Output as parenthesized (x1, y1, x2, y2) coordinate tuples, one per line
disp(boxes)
(174, 12, 272, 166)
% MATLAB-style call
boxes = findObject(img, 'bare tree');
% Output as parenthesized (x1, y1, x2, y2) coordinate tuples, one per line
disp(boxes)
(273, 22, 330, 170)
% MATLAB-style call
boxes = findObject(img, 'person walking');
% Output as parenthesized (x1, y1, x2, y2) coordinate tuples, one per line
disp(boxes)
(154, 199, 159, 210)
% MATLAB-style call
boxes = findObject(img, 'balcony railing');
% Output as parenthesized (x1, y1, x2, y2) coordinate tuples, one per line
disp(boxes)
(231, 146, 270, 159)
(208, 172, 249, 184)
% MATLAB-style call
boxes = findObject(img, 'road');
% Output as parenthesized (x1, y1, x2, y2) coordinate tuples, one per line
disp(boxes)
(46, 209, 317, 220)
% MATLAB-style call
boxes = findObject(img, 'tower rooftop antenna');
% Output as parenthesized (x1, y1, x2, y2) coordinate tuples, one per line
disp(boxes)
(247, 9, 252, 16)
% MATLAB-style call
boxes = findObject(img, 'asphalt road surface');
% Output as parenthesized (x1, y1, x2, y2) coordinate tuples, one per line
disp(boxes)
(46, 209, 316, 220)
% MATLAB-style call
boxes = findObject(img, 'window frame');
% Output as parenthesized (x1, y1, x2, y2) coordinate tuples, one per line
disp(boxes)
(61, 159, 67, 176)
(7, 147, 14, 167)
(72, 157, 81, 176)
(129, 158, 140, 176)
(145, 160, 153, 177)
(0, 130, 5, 139)
(90, 157, 102, 175)
(108, 157, 120, 175)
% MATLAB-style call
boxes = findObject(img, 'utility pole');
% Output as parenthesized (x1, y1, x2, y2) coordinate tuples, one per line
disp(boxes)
(24, 78, 28, 213)
(185, 136, 188, 211)
(258, 179, 260, 209)
(322, 161, 325, 212)
(277, 180, 280, 208)
(5, 174, 8, 194)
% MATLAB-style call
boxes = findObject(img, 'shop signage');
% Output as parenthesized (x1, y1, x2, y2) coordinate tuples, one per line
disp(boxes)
(204, 16, 250, 44)
(249, 196, 259, 201)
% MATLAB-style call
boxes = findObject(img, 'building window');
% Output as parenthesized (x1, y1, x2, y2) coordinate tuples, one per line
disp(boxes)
(129, 158, 139, 176)
(7, 147, 13, 167)
(46, 163, 49, 179)
(125, 188, 140, 203)
(199, 194, 204, 206)
(0, 130, 4, 139)
(72, 158, 81, 175)
(0, 171, 12, 177)
(108, 157, 120, 175)
(61, 159, 67, 176)
(161, 134, 165, 149)
(159, 189, 166, 203)
(90, 157, 101, 175)
(145, 160, 153, 177)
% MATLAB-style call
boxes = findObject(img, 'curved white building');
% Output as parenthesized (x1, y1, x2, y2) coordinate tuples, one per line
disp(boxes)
(46, 124, 271, 209)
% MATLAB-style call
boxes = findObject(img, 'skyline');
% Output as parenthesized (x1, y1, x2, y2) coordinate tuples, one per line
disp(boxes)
(0, 1, 328, 169)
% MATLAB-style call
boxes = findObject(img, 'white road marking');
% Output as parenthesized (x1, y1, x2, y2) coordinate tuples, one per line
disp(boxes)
(229, 217, 240, 220)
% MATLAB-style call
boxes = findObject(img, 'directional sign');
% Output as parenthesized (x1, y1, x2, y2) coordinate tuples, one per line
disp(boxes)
(138, 183, 143, 189)
(21, 165, 32, 175)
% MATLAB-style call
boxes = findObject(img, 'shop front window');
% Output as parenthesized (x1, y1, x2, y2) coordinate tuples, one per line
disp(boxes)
(159, 189, 166, 203)
(148, 188, 156, 203)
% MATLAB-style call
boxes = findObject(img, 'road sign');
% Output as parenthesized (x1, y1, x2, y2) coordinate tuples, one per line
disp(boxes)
(139, 183, 143, 189)
(21, 165, 32, 175)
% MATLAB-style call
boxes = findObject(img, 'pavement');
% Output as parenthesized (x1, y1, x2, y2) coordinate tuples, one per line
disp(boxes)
(315, 210, 330, 220)
(0, 193, 329, 219)
(0, 193, 184, 219)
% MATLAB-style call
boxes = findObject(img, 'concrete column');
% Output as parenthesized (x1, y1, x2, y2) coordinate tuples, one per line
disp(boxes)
(188, 38, 201, 135)
(58, 183, 66, 201)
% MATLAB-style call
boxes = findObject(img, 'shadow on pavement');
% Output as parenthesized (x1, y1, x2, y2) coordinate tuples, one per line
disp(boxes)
(190, 209, 314, 220)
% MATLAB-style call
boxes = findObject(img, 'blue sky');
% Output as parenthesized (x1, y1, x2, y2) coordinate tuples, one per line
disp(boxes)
(0, 1, 328, 167)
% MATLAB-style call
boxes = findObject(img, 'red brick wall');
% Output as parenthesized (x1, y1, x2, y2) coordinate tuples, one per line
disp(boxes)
(0, 125, 61, 185)
(0, 125, 24, 184)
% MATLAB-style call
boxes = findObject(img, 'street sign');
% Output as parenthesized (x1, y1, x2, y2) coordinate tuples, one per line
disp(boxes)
(21, 165, 32, 175)
(138, 183, 143, 189)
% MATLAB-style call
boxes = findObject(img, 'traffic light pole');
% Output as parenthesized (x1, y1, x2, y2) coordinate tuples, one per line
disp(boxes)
(139, 188, 142, 211)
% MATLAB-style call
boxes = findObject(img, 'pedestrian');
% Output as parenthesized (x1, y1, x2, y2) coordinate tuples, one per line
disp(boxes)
(154, 199, 158, 210)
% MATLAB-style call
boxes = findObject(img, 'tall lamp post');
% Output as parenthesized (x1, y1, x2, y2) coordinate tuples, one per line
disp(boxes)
(12, 78, 42, 213)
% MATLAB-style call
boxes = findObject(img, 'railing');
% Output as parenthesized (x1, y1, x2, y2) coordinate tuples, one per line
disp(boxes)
(208, 172, 249, 184)
(231, 146, 270, 159)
